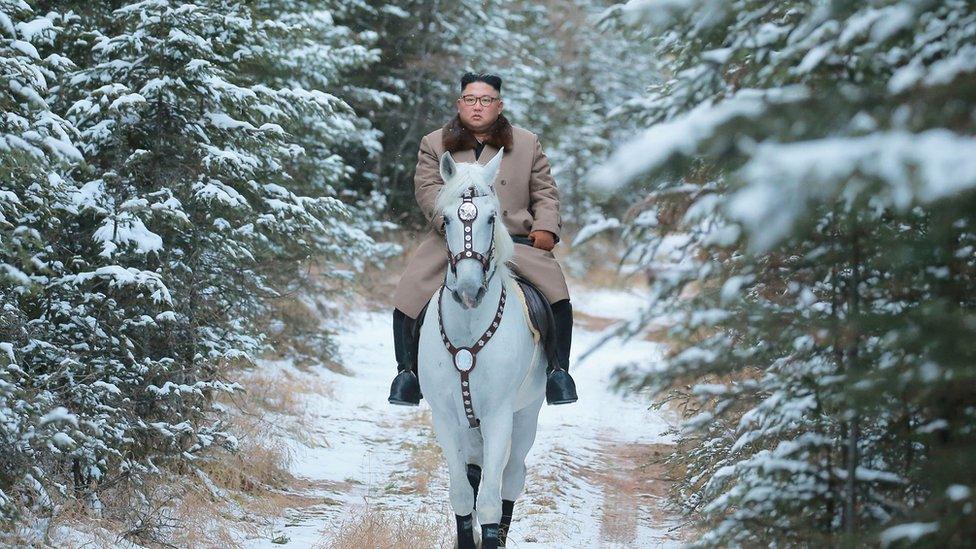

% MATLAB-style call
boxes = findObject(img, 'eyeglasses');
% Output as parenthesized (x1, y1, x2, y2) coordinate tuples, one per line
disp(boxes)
(459, 94, 501, 107)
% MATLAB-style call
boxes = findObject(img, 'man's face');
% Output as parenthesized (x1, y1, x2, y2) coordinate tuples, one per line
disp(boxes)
(457, 82, 503, 133)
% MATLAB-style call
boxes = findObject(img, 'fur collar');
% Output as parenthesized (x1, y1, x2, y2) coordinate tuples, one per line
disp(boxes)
(442, 113, 514, 154)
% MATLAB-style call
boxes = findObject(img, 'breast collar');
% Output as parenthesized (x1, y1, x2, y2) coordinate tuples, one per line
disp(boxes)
(437, 283, 507, 428)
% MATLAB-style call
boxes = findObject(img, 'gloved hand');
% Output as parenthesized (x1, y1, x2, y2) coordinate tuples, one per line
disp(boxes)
(528, 230, 556, 251)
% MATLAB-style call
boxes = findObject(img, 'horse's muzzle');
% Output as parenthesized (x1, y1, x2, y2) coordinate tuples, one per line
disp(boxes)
(452, 285, 486, 309)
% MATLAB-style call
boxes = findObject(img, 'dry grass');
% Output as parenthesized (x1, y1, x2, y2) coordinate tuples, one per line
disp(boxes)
(50, 465, 326, 548)
(232, 368, 333, 417)
(122, 362, 341, 547)
(218, 366, 333, 449)
(162, 479, 252, 548)
(200, 363, 337, 502)
(42, 470, 248, 548)
(252, 272, 352, 374)
(317, 503, 455, 549)
(48, 362, 338, 547)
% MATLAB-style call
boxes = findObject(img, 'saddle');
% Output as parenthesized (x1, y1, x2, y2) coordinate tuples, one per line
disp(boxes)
(411, 276, 559, 377)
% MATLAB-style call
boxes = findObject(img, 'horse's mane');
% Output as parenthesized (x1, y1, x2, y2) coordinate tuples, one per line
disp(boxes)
(435, 162, 516, 282)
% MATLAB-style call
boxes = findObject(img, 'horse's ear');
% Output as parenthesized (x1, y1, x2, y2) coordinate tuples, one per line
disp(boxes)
(440, 152, 457, 182)
(483, 147, 504, 186)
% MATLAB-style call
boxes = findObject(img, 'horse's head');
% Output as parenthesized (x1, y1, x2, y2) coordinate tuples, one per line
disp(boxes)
(436, 148, 514, 309)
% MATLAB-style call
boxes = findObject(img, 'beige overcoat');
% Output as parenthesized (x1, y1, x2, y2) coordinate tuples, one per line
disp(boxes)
(392, 123, 570, 319)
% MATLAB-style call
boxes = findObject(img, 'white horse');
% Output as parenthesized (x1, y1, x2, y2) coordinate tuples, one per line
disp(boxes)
(417, 148, 547, 549)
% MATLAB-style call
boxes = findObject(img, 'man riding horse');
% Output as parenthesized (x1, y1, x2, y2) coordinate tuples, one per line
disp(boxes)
(388, 72, 578, 407)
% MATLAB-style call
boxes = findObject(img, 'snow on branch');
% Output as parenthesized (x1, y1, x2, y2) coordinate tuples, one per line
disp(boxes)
(588, 86, 809, 192)
(728, 130, 976, 251)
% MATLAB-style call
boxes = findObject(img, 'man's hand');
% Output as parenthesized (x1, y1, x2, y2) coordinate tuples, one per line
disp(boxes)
(528, 230, 556, 251)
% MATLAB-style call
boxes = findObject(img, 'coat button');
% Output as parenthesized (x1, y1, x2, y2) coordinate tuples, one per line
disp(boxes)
(500, 179, 506, 185)
(503, 210, 508, 216)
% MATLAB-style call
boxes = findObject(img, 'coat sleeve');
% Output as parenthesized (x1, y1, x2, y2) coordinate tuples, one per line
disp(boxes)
(529, 135, 562, 243)
(414, 134, 445, 233)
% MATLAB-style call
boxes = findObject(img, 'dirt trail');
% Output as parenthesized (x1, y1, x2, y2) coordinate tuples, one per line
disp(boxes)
(241, 294, 688, 548)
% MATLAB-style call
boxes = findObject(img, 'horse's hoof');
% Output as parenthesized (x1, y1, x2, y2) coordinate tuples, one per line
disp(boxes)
(545, 369, 578, 405)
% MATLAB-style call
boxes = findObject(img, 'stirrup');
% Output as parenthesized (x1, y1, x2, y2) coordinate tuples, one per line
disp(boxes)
(545, 369, 578, 405)
(388, 369, 421, 406)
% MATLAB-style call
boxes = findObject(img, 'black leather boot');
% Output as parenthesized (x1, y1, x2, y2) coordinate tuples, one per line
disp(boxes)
(546, 299, 578, 405)
(388, 308, 421, 406)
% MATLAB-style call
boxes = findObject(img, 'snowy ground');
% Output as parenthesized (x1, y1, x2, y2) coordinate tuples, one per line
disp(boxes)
(239, 289, 685, 548)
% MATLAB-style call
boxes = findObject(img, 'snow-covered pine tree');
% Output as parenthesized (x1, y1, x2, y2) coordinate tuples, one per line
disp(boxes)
(537, 0, 660, 236)
(0, 0, 384, 535)
(0, 0, 86, 524)
(54, 0, 357, 482)
(333, 0, 469, 219)
(232, 0, 396, 362)
(593, 0, 976, 545)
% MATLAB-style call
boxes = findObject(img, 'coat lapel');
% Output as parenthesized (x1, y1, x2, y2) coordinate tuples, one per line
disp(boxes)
(478, 143, 499, 165)
(453, 149, 476, 163)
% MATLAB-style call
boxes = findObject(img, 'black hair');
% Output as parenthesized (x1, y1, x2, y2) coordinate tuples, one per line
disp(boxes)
(460, 72, 502, 93)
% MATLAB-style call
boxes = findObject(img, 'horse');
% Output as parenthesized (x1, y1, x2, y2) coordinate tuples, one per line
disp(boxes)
(417, 148, 547, 549)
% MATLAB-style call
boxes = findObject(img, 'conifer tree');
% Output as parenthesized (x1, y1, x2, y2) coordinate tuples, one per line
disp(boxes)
(595, 0, 976, 545)
(1, 0, 84, 522)
(2, 0, 386, 534)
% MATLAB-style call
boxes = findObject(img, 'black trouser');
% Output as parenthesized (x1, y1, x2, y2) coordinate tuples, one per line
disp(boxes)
(393, 298, 572, 374)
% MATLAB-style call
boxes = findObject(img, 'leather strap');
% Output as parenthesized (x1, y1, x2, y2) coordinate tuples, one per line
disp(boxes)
(437, 284, 507, 428)
(447, 190, 494, 273)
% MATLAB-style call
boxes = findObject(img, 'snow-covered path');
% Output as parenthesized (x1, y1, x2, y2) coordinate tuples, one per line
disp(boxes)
(242, 294, 684, 548)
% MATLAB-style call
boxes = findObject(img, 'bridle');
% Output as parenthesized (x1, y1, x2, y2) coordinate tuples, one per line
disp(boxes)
(445, 187, 497, 294)
(439, 185, 506, 428)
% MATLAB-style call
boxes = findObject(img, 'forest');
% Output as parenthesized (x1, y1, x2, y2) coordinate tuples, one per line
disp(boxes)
(2, 0, 974, 546)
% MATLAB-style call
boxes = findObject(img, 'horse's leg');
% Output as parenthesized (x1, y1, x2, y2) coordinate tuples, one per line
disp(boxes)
(467, 463, 482, 509)
(429, 411, 477, 549)
(499, 398, 543, 546)
(465, 429, 484, 511)
(475, 411, 514, 549)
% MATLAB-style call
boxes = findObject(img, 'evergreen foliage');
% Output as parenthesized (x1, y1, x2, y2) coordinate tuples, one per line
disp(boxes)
(1, 0, 383, 536)
(597, 0, 976, 545)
